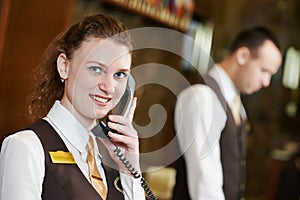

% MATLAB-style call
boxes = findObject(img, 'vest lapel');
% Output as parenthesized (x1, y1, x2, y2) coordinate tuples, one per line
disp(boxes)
(27, 119, 124, 200)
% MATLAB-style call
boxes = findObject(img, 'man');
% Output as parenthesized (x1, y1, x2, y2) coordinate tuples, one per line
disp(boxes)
(173, 26, 282, 200)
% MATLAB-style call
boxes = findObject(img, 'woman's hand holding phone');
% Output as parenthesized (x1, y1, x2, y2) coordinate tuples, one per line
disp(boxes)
(98, 97, 141, 174)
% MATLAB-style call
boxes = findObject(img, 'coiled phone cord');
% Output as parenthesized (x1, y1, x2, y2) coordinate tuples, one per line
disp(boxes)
(112, 144, 157, 200)
(92, 120, 158, 200)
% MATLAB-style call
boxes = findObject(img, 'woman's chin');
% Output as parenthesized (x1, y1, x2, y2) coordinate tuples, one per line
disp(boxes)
(94, 111, 109, 120)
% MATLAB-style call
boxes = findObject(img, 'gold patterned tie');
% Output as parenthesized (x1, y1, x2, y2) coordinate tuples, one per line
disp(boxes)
(232, 94, 241, 125)
(86, 136, 107, 200)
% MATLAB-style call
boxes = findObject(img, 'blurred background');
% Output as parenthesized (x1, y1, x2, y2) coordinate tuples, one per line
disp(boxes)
(0, 0, 299, 199)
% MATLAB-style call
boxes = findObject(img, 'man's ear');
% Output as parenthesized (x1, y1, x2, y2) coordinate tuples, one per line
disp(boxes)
(57, 53, 69, 80)
(236, 46, 250, 65)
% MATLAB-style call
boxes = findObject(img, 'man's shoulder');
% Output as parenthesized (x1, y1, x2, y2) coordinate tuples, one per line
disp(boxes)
(179, 83, 216, 99)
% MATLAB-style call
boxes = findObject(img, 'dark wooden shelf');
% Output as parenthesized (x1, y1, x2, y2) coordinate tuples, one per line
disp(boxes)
(102, 0, 193, 32)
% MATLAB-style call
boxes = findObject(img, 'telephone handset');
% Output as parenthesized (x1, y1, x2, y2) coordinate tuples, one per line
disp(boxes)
(92, 75, 135, 139)
(91, 75, 157, 200)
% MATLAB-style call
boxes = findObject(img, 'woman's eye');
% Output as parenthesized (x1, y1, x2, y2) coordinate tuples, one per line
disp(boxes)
(89, 66, 103, 74)
(114, 72, 127, 79)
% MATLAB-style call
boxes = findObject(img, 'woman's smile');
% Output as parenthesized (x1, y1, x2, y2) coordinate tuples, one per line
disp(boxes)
(89, 94, 111, 105)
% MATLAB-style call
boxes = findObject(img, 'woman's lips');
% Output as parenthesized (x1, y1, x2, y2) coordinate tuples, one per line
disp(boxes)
(89, 94, 111, 105)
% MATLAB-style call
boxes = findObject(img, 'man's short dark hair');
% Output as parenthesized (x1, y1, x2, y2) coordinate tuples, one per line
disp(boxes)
(230, 26, 281, 56)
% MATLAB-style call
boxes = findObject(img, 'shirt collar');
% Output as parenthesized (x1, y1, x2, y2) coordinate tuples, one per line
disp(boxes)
(208, 64, 239, 106)
(45, 100, 89, 154)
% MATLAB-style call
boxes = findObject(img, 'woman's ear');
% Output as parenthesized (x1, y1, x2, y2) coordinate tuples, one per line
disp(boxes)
(236, 46, 250, 65)
(57, 53, 69, 80)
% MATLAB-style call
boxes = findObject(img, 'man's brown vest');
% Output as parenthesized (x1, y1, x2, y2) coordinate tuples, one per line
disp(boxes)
(27, 119, 124, 200)
(172, 75, 247, 200)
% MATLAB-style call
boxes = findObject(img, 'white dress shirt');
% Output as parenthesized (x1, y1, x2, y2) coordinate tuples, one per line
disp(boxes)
(0, 101, 145, 200)
(174, 65, 245, 199)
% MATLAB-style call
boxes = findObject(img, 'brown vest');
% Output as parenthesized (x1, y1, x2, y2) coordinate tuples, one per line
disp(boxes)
(205, 76, 247, 200)
(27, 119, 124, 200)
(173, 75, 247, 200)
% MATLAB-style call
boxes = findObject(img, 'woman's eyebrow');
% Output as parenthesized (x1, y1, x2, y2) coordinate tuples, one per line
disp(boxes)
(87, 61, 130, 73)
(118, 68, 130, 72)
(87, 61, 108, 68)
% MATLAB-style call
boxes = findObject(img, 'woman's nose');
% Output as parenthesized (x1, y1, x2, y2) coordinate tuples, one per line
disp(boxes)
(98, 76, 115, 94)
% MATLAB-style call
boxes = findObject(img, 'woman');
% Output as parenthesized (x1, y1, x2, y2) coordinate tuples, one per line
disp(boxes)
(0, 14, 145, 200)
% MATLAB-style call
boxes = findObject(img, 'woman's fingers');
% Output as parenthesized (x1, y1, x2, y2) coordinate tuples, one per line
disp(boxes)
(127, 97, 137, 121)
(107, 121, 136, 136)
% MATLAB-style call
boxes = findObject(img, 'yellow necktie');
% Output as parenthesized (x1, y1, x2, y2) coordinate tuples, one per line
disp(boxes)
(86, 136, 107, 200)
(232, 94, 241, 125)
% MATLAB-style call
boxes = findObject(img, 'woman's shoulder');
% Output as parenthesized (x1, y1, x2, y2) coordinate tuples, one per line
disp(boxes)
(5, 129, 38, 142)
(1, 129, 43, 154)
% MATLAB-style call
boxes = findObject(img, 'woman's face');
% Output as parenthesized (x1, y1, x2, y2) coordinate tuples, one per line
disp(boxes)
(58, 38, 132, 127)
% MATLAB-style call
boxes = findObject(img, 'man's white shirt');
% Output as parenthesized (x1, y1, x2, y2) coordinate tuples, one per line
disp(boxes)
(174, 65, 246, 199)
